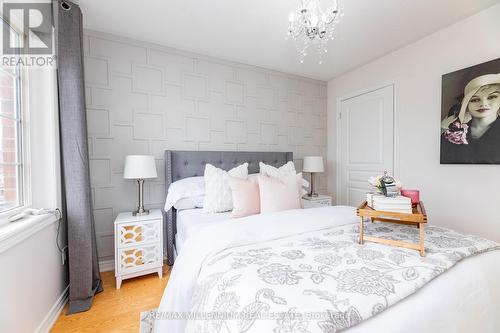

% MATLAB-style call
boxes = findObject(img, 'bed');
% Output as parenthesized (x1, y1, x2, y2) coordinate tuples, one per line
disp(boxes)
(157, 150, 500, 333)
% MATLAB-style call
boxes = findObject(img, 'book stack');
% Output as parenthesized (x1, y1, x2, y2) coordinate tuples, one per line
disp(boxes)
(366, 193, 412, 213)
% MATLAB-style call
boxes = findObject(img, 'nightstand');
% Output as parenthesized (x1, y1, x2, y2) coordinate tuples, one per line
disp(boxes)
(302, 195, 332, 208)
(114, 209, 163, 289)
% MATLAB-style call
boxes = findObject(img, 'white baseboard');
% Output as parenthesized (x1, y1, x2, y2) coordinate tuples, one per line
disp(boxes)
(36, 285, 69, 333)
(99, 259, 115, 272)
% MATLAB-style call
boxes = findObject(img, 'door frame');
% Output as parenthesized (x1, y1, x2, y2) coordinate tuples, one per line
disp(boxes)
(335, 80, 399, 205)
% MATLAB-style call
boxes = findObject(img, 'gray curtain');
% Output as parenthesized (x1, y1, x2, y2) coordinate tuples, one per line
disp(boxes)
(55, 0, 102, 314)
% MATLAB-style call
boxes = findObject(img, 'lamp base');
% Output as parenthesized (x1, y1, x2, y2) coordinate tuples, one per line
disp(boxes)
(133, 178, 149, 216)
(132, 209, 149, 216)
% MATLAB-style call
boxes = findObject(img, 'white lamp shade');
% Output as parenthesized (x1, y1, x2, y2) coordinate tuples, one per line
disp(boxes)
(303, 156, 324, 173)
(123, 155, 158, 179)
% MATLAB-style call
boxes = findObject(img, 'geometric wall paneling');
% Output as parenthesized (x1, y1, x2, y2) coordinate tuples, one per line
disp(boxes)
(110, 173, 138, 210)
(150, 140, 170, 159)
(165, 128, 197, 151)
(256, 85, 277, 110)
(84, 56, 110, 87)
(236, 68, 269, 97)
(225, 81, 245, 105)
(87, 137, 94, 157)
(182, 73, 209, 101)
(89, 159, 112, 186)
(312, 97, 327, 115)
(149, 49, 194, 85)
(301, 119, 315, 139)
(246, 132, 267, 151)
(96, 232, 115, 259)
(234, 99, 259, 131)
(133, 65, 164, 94)
(302, 101, 313, 115)
(319, 84, 327, 99)
(92, 75, 149, 125)
(197, 59, 236, 93)
(89, 34, 148, 74)
(310, 113, 322, 129)
(143, 181, 163, 207)
(110, 125, 150, 173)
(87, 108, 111, 137)
(93, 207, 114, 235)
(269, 75, 295, 101)
(274, 98, 288, 115)
(185, 117, 210, 142)
(287, 92, 303, 111)
(313, 128, 327, 147)
(148, 182, 167, 207)
(83, 29, 327, 261)
(287, 126, 305, 146)
(151, 158, 165, 184)
(225, 120, 247, 144)
(301, 136, 314, 152)
(162, 85, 197, 128)
(199, 131, 237, 152)
(262, 108, 283, 127)
(85, 86, 92, 106)
(133, 111, 165, 139)
(277, 135, 289, 150)
(92, 137, 114, 158)
(260, 123, 279, 145)
(199, 98, 235, 132)
(93, 187, 114, 209)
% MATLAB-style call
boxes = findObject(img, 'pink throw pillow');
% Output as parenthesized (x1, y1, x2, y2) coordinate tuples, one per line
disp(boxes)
(229, 177, 260, 218)
(258, 173, 301, 213)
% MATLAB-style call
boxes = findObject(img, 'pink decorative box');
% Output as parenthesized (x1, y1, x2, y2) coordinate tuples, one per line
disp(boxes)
(401, 189, 420, 206)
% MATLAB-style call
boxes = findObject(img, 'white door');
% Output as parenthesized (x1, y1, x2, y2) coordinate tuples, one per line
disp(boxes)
(339, 84, 394, 206)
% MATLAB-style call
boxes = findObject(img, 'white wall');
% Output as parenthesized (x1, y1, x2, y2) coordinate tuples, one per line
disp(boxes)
(82, 30, 328, 262)
(327, 4, 500, 241)
(0, 221, 68, 333)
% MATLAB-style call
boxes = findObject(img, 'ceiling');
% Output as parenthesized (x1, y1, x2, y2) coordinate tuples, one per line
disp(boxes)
(75, 0, 500, 81)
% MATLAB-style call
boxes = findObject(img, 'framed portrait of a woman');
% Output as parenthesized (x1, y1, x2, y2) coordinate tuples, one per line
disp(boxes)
(440, 58, 500, 164)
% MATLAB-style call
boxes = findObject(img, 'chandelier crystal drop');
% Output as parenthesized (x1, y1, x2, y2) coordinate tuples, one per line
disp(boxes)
(286, 0, 344, 64)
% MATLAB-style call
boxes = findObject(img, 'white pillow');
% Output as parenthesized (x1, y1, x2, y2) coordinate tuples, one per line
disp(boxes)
(203, 163, 248, 213)
(258, 173, 302, 213)
(250, 172, 306, 186)
(259, 161, 296, 179)
(193, 195, 204, 208)
(164, 176, 205, 211)
(173, 195, 205, 211)
(259, 161, 308, 195)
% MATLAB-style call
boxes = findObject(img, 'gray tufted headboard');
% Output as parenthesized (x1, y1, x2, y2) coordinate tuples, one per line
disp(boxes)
(162, 150, 293, 265)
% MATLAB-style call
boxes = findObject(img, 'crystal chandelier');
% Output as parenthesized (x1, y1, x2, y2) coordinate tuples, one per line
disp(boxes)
(286, 0, 344, 64)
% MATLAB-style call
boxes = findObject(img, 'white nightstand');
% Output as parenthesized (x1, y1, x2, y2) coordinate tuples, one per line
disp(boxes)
(114, 209, 163, 289)
(302, 195, 333, 208)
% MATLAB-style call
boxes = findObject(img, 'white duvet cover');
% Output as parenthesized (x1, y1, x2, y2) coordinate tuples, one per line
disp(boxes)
(155, 206, 500, 333)
(176, 209, 232, 254)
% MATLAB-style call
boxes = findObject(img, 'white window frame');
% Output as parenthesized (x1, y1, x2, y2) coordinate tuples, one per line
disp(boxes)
(0, 19, 32, 227)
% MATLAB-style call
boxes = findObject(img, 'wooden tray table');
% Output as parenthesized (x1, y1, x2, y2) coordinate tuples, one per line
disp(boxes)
(356, 200, 427, 256)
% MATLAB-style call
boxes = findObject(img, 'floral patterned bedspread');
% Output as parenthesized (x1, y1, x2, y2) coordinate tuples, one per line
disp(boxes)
(185, 223, 499, 333)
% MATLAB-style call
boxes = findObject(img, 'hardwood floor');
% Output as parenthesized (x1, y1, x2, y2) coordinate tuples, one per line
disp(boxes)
(51, 266, 171, 333)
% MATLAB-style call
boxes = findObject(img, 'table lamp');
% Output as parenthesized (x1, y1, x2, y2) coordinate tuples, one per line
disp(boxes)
(303, 156, 324, 197)
(123, 155, 157, 216)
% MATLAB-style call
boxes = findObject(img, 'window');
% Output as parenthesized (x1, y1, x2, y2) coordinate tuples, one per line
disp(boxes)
(0, 21, 25, 216)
